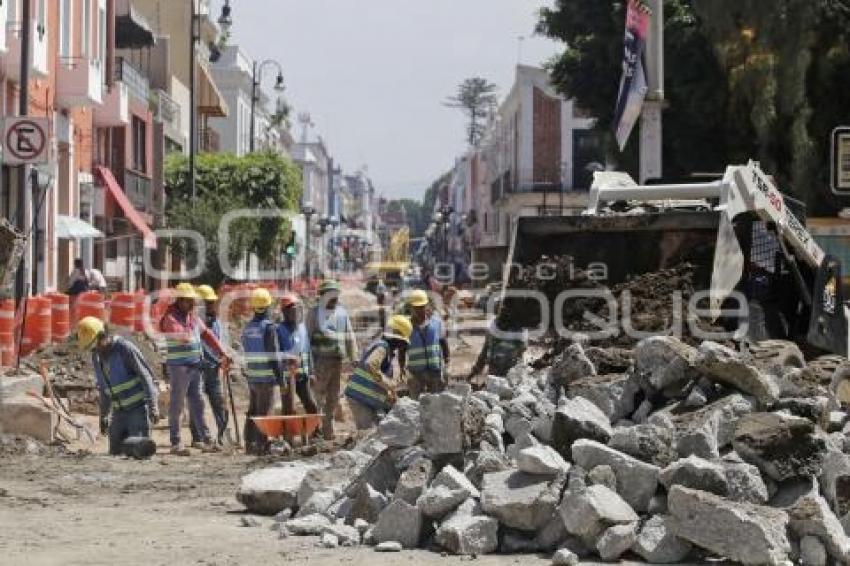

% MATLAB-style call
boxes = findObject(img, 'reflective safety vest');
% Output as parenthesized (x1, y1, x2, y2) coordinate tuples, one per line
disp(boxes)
(277, 321, 312, 383)
(311, 306, 350, 358)
(344, 339, 392, 412)
(408, 317, 443, 373)
(242, 317, 277, 385)
(489, 335, 526, 377)
(164, 313, 203, 366)
(94, 338, 147, 412)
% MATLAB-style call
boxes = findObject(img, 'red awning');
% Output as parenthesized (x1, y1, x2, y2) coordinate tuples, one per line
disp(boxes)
(95, 166, 158, 249)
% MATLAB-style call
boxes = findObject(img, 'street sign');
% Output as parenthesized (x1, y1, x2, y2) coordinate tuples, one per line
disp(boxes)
(831, 127, 850, 195)
(3, 117, 49, 165)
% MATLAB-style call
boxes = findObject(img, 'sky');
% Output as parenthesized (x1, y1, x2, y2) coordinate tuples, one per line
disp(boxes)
(216, 0, 561, 200)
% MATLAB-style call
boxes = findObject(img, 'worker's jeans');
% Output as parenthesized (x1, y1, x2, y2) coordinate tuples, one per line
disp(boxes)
(314, 356, 343, 439)
(244, 382, 275, 455)
(168, 364, 208, 447)
(109, 404, 150, 456)
(347, 398, 381, 431)
(408, 368, 444, 400)
(282, 378, 319, 416)
(190, 365, 229, 442)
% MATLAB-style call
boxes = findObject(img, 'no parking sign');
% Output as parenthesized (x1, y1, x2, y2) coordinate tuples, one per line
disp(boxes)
(3, 117, 49, 165)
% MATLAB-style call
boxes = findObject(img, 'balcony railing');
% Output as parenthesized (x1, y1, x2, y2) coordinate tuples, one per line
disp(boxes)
(199, 128, 220, 152)
(123, 170, 153, 214)
(153, 89, 181, 131)
(114, 57, 149, 103)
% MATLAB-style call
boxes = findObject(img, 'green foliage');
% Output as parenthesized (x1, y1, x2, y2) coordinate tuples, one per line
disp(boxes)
(444, 77, 499, 146)
(164, 151, 302, 284)
(538, 0, 850, 214)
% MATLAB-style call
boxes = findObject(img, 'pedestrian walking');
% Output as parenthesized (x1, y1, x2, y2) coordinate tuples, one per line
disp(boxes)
(406, 289, 449, 398)
(276, 293, 318, 415)
(159, 283, 229, 455)
(241, 287, 287, 455)
(189, 285, 229, 445)
(78, 316, 159, 458)
(344, 315, 412, 431)
(306, 280, 357, 440)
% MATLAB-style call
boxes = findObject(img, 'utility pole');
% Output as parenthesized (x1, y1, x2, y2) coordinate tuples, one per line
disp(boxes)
(640, 0, 664, 183)
(189, 0, 198, 204)
(14, 0, 32, 303)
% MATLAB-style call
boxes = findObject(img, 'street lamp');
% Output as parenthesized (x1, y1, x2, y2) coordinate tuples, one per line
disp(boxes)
(317, 215, 331, 275)
(250, 59, 285, 153)
(189, 0, 232, 203)
(302, 202, 316, 280)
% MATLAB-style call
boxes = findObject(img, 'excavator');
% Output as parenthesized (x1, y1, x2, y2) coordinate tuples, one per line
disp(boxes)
(365, 227, 411, 293)
(505, 160, 849, 388)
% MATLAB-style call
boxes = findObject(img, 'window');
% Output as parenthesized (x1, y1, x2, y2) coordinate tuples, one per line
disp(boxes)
(82, 0, 91, 58)
(8, 0, 16, 23)
(60, 0, 72, 59)
(98, 6, 106, 65)
(132, 117, 147, 172)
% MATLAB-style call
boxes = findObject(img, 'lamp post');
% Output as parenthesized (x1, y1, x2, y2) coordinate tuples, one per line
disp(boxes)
(302, 202, 315, 280)
(317, 215, 331, 275)
(190, 0, 232, 203)
(250, 60, 285, 153)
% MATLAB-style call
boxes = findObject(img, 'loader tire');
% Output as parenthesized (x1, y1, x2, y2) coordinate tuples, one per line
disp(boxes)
(748, 339, 806, 377)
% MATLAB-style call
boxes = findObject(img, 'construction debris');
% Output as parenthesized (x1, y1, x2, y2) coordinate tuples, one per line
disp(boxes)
(234, 330, 850, 564)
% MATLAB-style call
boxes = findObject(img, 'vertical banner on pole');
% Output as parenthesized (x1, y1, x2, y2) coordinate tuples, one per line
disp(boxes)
(613, 0, 652, 151)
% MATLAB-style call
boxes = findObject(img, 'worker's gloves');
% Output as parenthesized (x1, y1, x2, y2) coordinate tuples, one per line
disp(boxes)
(99, 416, 109, 435)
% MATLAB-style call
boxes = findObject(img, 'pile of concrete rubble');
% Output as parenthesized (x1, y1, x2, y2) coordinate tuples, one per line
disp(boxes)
(236, 335, 850, 565)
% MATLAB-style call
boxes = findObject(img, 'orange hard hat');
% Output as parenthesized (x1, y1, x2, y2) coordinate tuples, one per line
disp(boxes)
(280, 293, 299, 309)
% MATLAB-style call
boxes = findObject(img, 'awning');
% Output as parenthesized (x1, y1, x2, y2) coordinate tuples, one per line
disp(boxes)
(115, 2, 156, 49)
(56, 215, 103, 240)
(197, 62, 228, 118)
(94, 166, 158, 249)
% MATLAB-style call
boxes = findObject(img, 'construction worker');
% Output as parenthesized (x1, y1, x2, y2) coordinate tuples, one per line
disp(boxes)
(242, 287, 287, 455)
(190, 284, 229, 445)
(406, 289, 450, 398)
(306, 280, 357, 440)
(276, 293, 318, 415)
(344, 315, 412, 431)
(159, 283, 229, 455)
(468, 317, 528, 380)
(78, 316, 159, 458)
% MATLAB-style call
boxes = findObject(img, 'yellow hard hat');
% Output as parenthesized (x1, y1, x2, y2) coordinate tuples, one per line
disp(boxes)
(319, 280, 341, 294)
(385, 315, 413, 344)
(251, 287, 273, 311)
(174, 282, 198, 300)
(407, 289, 429, 308)
(77, 316, 105, 350)
(196, 284, 218, 302)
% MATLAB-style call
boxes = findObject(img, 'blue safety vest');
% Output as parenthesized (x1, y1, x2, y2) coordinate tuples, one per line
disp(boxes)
(242, 317, 277, 385)
(408, 317, 443, 373)
(344, 339, 393, 412)
(164, 312, 203, 367)
(93, 337, 148, 412)
(277, 321, 312, 383)
(202, 315, 222, 368)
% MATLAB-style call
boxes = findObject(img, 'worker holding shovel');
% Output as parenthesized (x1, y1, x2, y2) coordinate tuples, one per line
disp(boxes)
(77, 316, 159, 458)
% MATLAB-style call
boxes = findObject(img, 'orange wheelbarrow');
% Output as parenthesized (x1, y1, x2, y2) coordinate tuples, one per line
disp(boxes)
(250, 414, 324, 446)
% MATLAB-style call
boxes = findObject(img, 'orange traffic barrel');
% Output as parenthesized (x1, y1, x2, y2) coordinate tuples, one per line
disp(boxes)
(109, 292, 136, 331)
(21, 296, 51, 356)
(0, 299, 16, 366)
(48, 293, 70, 343)
(75, 291, 106, 323)
(134, 292, 145, 332)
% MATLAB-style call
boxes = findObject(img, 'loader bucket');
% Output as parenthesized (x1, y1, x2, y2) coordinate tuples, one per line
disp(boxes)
(508, 211, 722, 287)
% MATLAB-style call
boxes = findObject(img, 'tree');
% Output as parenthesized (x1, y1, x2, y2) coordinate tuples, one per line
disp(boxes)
(444, 77, 499, 146)
(164, 151, 302, 285)
(537, 0, 850, 214)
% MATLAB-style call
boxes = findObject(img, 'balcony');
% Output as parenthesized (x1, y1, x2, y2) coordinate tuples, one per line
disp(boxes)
(153, 89, 181, 131)
(199, 127, 220, 153)
(57, 57, 103, 108)
(7, 20, 48, 80)
(123, 170, 154, 216)
(94, 82, 130, 127)
(114, 57, 149, 103)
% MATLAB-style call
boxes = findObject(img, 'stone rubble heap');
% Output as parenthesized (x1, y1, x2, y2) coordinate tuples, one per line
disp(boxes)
(237, 335, 850, 565)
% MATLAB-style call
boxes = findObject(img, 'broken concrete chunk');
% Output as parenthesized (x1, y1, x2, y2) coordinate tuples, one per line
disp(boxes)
(374, 541, 402, 552)
(732, 412, 828, 482)
(480, 469, 563, 531)
(608, 423, 677, 468)
(559, 485, 639, 545)
(786, 490, 850, 564)
(550, 396, 612, 457)
(432, 464, 480, 499)
(587, 465, 617, 491)
(435, 513, 499, 555)
(819, 449, 850, 518)
(236, 463, 319, 515)
(517, 444, 570, 476)
(322, 522, 361, 546)
(571, 439, 659, 512)
(631, 514, 692, 564)
(485, 375, 514, 400)
(800, 535, 828, 566)
(723, 460, 769, 504)
(696, 341, 780, 405)
(567, 373, 639, 423)
(372, 500, 422, 550)
(393, 458, 433, 505)
(660, 455, 729, 496)
(348, 483, 389, 525)
(377, 397, 421, 448)
(284, 513, 332, 536)
(551, 548, 579, 566)
(667, 485, 791, 566)
(550, 343, 596, 388)
(635, 336, 697, 394)
(595, 522, 637, 561)
(416, 485, 469, 519)
(421, 392, 464, 457)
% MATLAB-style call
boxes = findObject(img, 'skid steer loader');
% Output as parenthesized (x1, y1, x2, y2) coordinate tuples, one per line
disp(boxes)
(505, 160, 849, 393)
